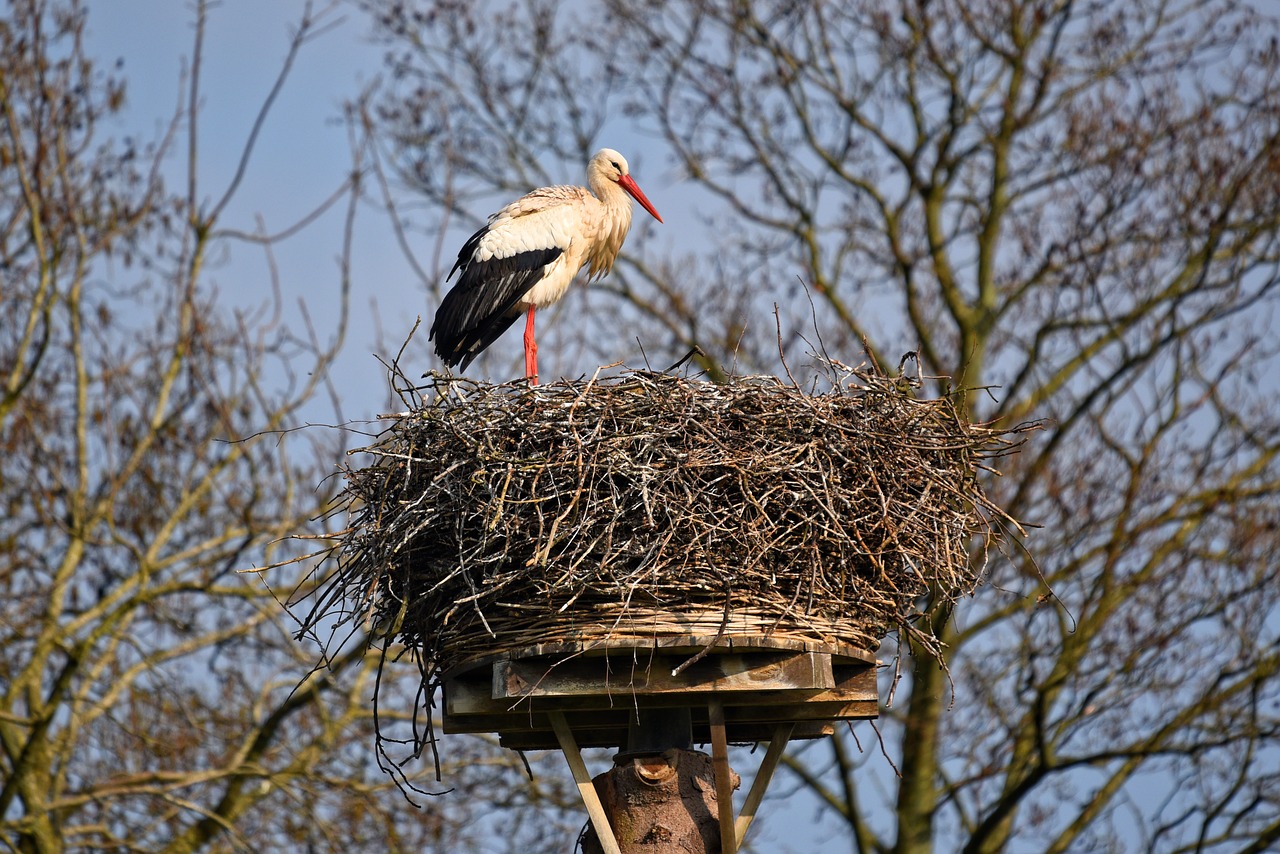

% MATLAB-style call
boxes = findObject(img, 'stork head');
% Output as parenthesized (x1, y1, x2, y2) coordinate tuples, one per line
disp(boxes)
(591, 148, 663, 223)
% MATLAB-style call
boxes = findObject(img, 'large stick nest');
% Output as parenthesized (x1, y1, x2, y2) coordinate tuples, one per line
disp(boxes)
(305, 358, 1029, 696)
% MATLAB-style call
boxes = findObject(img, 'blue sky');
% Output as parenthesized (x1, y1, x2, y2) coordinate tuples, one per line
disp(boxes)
(85, 1, 691, 414)
(79, 5, 889, 850)
(72, 4, 1280, 852)
(87, 1, 420, 417)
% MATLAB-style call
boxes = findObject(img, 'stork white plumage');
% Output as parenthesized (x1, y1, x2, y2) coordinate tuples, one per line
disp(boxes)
(430, 148, 663, 384)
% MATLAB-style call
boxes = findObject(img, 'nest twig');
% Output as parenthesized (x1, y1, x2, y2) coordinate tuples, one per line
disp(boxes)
(294, 355, 1032, 781)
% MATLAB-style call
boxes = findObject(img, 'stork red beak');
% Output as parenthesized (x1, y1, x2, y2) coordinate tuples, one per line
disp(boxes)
(618, 173, 663, 223)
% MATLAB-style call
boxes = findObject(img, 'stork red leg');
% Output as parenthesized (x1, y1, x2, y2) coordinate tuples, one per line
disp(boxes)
(523, 306, 538, 385)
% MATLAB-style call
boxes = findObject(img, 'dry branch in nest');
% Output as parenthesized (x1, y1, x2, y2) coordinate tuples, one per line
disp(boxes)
(295, 356, 1031, 777)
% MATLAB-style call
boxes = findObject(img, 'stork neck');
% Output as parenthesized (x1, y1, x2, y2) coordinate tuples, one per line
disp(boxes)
(597, 179, 633, 225)
(591, 173, 622, 202)
(583, 179, 635, 280)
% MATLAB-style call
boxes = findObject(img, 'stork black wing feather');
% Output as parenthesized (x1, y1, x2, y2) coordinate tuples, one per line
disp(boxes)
(431, 241, 563, 370)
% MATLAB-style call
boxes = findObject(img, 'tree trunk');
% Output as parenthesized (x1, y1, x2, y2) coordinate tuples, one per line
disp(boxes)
(581, 748, 739, 853)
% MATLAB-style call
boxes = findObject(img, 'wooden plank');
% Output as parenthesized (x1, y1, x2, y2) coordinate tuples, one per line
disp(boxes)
(497, 720, 836, 752)
(445, 662, 875, 718)
(708, 699, 737, 854)
(723, 698, 878, 724)
(495, 651, 835, 699)
(443, 648, 879, 750)
(833, 662, 879, 692)
(735, 723, 794, 848)
(548, 711, 621, 854)
(443, 694, 876, 732)
(443, 635, 877, 678)
(450, 683, 866, 718)
(445, 709, 626, 735)
(501, 727, 631, 751)
(443, 674, 494, 717)
(443, 699, 876, 736)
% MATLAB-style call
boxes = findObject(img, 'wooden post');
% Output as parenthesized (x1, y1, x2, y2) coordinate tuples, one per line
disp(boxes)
(581, 747, 730, 853)
(582, 706, 730, 853)
(554, 706, 796, 853)
(735, 723, 794, 847)
(549, 712, 622, 854)
(707, 698, 737, 854)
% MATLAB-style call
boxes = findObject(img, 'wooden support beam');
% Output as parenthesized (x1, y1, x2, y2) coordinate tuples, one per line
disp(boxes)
(707, 698, 737, 854)
(734, 722, 794, 848)
(446, 659, 875, 718)
(443, 698, 874, 734)
(443, 652, 878, 750)
(444, 636, 877, 678)
(548, 711, 621, 854)
(495, 651, 835, 700)
(495, 720, 834, 752)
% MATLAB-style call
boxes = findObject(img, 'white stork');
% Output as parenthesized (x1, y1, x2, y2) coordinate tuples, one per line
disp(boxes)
(430, 148, 663, 383)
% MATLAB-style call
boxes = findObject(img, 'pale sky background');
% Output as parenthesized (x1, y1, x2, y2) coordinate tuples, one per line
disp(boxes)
(81, 3, 853, 850)
(73, 3, 1280, 852)
(88, 1, 412, 418)
(86, 0, 685, 418)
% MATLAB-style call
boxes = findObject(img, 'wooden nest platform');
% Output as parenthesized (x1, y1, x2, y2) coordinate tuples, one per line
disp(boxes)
(443, 637, 880, 750)
(300, 358, 1028, 766)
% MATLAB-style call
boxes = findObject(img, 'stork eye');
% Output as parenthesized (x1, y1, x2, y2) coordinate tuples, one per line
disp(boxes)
(610, 161, 621, 171)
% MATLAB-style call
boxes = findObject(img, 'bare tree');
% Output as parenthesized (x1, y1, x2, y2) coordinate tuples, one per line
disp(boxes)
(0, 1, 588, 851)
(363, 0, 1280, 851)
